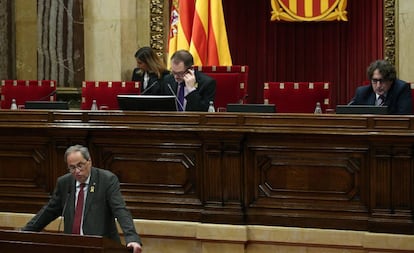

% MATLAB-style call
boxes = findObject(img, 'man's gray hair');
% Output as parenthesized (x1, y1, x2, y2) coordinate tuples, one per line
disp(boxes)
(64, 144, 90, 163)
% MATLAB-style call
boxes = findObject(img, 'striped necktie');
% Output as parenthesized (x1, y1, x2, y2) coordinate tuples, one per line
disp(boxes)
(377, 95, 385, 106)
(177, 82, 185, 111)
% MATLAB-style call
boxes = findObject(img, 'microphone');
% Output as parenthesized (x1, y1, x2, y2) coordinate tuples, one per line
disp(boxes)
(38, 90, 57, 101)
(167, 83, 185, 111)
(239, 94, 249, 104)
(58, 188, 71, 233)
(140, 80, 158, 95)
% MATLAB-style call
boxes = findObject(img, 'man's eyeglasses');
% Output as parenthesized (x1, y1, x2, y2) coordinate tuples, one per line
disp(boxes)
(68, 160, 89, 172)
(171, 68, 192, 78)
(371, 78, 387, 84)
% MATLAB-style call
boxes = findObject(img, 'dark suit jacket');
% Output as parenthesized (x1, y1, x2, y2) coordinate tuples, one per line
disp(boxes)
(23, 167, 141, 245)
(162, 70, 216, 111)
(132, 68, 169, 95)
(349, 79, 412, 114)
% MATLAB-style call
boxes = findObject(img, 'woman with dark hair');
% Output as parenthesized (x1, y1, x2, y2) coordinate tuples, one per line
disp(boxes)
(132, 46, 169, 94)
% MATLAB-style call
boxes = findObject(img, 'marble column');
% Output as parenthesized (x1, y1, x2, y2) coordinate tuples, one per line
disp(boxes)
(37, 0, 84, 87)
(84, 0, 141, 81)
(398, 0, 414, 82)
(0, 0, 13, 80)
(83, 0, 167, 81)
(15, 0, 37, 80)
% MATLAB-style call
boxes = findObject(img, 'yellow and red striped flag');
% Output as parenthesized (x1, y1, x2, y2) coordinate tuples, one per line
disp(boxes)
(168, 0, 232, 66)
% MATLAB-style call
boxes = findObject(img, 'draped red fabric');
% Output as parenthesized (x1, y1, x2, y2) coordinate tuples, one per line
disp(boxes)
(221, 0, 383, 105)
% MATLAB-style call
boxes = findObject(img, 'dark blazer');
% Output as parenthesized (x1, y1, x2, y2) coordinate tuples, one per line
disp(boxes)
(132, 68, 169, 95)
(23, 167, 141, 245)
(162, 70, 216, 111)
(349, 79, 412, 114)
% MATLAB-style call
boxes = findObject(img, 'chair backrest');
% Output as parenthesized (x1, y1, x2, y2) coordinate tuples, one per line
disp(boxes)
(0, 80, 57, 109)
(263, 81, 331, 113)
(81, 81, 140, 110)
(194, 65, 248, 110)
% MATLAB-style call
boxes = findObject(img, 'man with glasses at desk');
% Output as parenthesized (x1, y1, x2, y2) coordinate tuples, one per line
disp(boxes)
(348, 59, 412, 114)
(162, 49, 216, 111)
(22, 144, 142, 253)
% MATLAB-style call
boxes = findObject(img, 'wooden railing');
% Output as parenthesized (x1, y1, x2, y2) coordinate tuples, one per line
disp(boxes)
(0, 110, 413, 234)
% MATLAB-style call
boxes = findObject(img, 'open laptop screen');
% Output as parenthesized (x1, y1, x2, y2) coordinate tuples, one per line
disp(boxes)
(335, 105, 389, 114)
(117, 95, 178, 111)
(226, 103, 276, 113)
(25, 101, 69, 110)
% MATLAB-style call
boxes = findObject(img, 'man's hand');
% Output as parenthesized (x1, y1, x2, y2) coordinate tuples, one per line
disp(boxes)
(183, 69, 197, 90)
(127, 242, 142, 253)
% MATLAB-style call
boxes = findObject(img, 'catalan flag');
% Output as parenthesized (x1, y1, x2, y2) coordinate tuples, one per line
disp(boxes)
(168, 0, 232, 66)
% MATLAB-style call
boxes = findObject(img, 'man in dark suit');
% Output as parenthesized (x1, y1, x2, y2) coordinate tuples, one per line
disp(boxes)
(349, 60, 412, 114)
(23, 144, 142, 253)
(162, 50, 216, 111)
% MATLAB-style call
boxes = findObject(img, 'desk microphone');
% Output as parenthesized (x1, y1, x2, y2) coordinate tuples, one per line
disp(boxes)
(167, 83, 185, 111)
(38, 90, 57, 101)
(58, 188, 71, 233)
(140, 80, 158, 95)
(239, 94, 249, 104)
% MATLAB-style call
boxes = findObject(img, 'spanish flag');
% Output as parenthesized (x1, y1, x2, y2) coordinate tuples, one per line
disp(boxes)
(168, 0, 232, 66)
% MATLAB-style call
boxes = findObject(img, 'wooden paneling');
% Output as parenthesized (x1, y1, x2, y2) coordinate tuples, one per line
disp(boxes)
(0, 229, 129, 253)
(0, 110, 413, 234)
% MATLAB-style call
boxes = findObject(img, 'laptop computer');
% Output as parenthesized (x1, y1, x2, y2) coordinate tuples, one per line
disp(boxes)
(117, 95, 178, 111)
(25, 101, 69, 110)
(335, 105, 389, 114)
(226, 103, 276, 113)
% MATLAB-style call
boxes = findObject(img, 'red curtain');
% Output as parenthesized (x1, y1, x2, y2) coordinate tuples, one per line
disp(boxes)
(222, 0, 383, 105)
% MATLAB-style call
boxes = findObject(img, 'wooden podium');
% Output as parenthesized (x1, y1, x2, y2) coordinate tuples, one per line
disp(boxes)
(0, 229, 130, 253)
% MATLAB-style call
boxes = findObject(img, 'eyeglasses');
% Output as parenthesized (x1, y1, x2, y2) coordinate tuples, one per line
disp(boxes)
(371, 78, 387, 84)
(171, 70, 187, 78)
(68, 160, 89, 172)
(171, 68, 192, 78)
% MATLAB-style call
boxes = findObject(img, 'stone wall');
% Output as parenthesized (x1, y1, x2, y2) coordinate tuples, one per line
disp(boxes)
(0, 0, 12, 80)
(398, 0, 414, 82)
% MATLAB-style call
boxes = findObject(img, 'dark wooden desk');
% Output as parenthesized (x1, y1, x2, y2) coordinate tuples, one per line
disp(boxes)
(0, 110, 413, 234)
(0, 229, 129, 253)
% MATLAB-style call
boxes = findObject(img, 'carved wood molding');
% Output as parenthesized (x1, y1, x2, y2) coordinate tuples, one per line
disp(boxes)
(150, 0, 166, 59)
(384, 0, 395, 64)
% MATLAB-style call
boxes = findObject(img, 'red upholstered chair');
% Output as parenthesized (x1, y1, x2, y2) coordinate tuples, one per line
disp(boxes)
(0, 80, 57, 109)
(263, 82, 331, 113)
(81, 81, 140, 110)
(194, 65, 248, 109)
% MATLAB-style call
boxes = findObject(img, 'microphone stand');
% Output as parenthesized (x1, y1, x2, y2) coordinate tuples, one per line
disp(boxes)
(140, 80, 158, 95)
(58, 189, 71, 233)
(167, 83, 185, 111)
